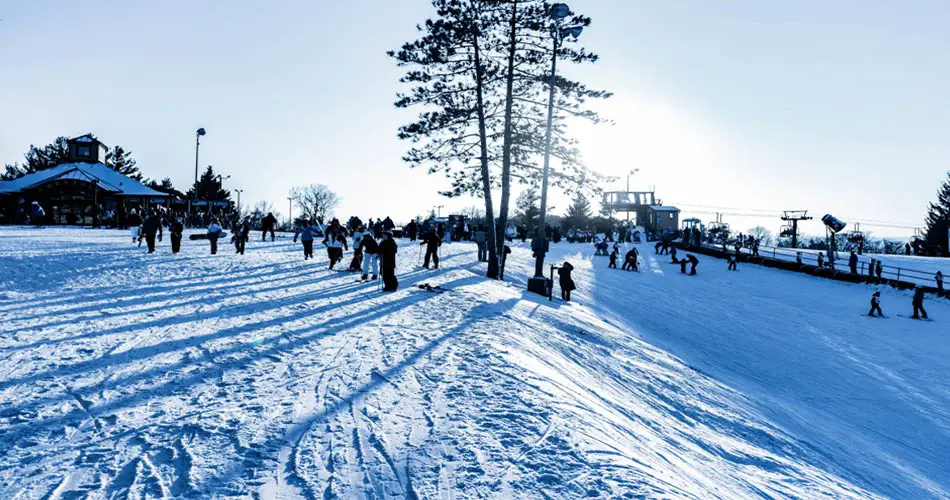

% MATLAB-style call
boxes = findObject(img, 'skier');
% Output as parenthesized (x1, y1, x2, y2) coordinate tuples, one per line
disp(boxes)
(728, 254, 737, 271)
(420, 228, 441, 269)
(207, 218, 224, 255)
(360, 232, 379, 281)
(127, 208, 142, 244)
(141, 209, 163, 253)
(868, 291, 883, 317)
(687, 254, 699, 275)
(233, 221, 250, 255)
(474, 226, 488, 262)
(294, 220, 315, 260)
(608, 249, 618, 269)
(379, 231, 399, 291)
(936, 271, 944, 293)
(912, 288, 928, 319)
(849, 251, 858, 275)
(558, 262, 576, 302)
(169, 215, 184, 254)
(349, 226, 365, 271)
(261, 212, 277, 241)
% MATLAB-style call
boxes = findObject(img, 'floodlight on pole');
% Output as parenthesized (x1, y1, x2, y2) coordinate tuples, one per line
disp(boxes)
(194, 128, 206, 205)
(527, 2, 585, 297)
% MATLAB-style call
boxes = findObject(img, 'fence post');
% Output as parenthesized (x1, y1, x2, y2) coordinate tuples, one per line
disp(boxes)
(897, 268, 901, 281)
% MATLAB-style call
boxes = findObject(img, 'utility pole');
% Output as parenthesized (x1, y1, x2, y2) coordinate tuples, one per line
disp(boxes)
(781, 210, 812, 249)
(287, 197, 293, 225)
(194, 128, 206, 205)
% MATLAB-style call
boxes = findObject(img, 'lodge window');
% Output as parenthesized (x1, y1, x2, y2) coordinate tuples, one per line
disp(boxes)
(78, 146, 90, 157)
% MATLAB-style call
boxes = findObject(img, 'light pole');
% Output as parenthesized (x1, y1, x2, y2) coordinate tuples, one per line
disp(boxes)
(235, 189, 243, 211)
(527, 2, 583, 297)
(287, 197, 293, 225)
(626, 168, 638, 221)
(434, 205, 444, 218)
(194, 128, 206, 205)
(213, 173, 230, 215)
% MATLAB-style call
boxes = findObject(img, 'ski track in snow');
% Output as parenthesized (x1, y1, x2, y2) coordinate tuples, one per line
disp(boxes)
(0, 227, 947, 499)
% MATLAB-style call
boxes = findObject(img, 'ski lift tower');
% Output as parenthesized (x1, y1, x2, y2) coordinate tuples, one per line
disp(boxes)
(821, 214, 847, 262)
(780, 210, 812, 249)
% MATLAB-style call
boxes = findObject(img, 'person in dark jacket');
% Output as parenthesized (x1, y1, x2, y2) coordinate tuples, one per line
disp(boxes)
(473, 226, 488, 262)
(849, 251, 858, 274)
(868, 291, 883, 317)
(379, 231, 399, 291)
(622, 248, 639, 271)
(687, 254, 699, 275)
(141, 209, 163, 253)
(558, 262, 576, 301)
(360, 232, 380, 280)
(382, 217, 395, 232)
(935, 271, 944, 293)
(875, 260, 883, 282)
(420, 229, 441, 269)
(608, 249, 618, 269)
(406, 220, 418, 242)
(234, 221, 250, 255)
(261, 213, 277, 241)
(169, 216, 184, 254)
(728, 254, 737, 271)
(323, 225, 348, 268)
(670, 247, 679, 264)
(912, 289, 928, 319)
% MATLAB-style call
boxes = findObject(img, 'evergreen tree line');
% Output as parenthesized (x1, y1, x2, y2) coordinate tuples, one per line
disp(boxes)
(391, 0, 613, 279)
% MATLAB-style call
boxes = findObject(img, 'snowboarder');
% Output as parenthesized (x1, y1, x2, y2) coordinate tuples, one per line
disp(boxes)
(728, 254, 737, 271)
(261, 212, 277, 241)
(379, 231, 399, 291)
(360, 232, 379, 281)
(207, 218, 224, 255)
(936, 271, 944, 293)
(558, 262, 576, 302)
(141, 209, 163, 253)
(169, 215, 184, 254)
(608, 249, 618, 269)
(912, 289, 928, 319)
(868, 291, 883, 317)
(687, 254, 699, 275)
(233, 221, 250, 255)
(294, 220, 315, 260)
(849, 251, 858, 275)
(127, 209, 142, 243)
(420, 228, 441, 269)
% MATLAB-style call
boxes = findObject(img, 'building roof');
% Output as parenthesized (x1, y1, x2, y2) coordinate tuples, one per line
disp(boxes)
(0, 162, 168, 197)
(649, 205, 680, 212)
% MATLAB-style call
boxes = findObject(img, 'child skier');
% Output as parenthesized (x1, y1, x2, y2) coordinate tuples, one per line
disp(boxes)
(868, 291, 883, 317)
(622, 248, 639, 271)
(608, 249, 618, 269)
(558, 261, 576, 302)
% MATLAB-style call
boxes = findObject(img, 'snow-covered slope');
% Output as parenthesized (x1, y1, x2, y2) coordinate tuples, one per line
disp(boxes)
(0, 227, 947, 498)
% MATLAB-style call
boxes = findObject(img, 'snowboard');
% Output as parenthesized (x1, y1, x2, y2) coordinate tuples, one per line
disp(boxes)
(416, 283, 449, 294)
(897, 314, 934, 322)
(190, 232, 228, 241)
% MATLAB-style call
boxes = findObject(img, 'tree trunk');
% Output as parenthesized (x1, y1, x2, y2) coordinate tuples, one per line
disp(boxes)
(495, 0, 519, 279)
(472, 27, 500, 279)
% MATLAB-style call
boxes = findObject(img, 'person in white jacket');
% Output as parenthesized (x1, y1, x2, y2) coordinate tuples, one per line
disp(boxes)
(207, 218, 223, 255)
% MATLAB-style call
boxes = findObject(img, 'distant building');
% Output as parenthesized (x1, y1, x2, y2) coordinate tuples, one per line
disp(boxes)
(0, 135, 169, 225)
(601, 189, 680, 234)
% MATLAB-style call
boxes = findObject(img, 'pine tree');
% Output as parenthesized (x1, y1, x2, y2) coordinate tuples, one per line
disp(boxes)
(924, 171, 950, 253)
(563, 191, 592, 229)
(105, 145, 144, 181)
(516, 184, 541, 234)
(186, 166, 232, 203)
(390, 0, 507, 278)
(2, 137, 72, 180)
(148, 177, 184, 197)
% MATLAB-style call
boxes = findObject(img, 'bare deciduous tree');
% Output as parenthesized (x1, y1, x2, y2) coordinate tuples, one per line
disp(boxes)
(289, 184, 341, 224)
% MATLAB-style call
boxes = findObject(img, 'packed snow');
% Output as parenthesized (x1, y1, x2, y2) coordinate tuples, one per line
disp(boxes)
(1, 227, 948, 499)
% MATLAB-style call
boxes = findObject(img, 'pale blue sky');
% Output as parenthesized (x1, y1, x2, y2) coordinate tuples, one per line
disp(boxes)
(1, 1, 947, 237)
